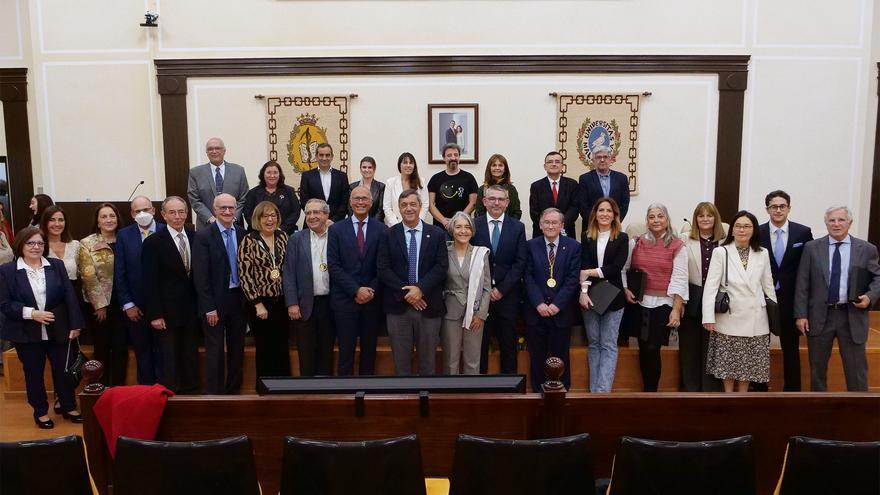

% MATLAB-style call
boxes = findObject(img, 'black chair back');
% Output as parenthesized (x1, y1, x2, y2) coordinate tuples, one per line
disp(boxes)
(777, 436, 880, 495)
(449, 433, 595, 495)
(113, 435, 260, 495)
(0, 435, 92, 495)
(280, 434, 426, 495)
(607, 435, 755, 495)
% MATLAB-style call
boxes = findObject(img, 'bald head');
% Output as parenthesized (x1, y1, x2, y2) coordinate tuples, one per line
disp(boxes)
(213, 193, 237, 228)
(350, 185, 373, 220)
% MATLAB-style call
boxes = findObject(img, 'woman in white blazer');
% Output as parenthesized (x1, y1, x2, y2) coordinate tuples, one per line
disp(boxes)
(702, 210, 777, 392)
(383, 152, 429, 226)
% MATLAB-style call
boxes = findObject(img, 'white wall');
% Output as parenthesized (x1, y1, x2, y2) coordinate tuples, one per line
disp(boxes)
(0, 0, 876, 236)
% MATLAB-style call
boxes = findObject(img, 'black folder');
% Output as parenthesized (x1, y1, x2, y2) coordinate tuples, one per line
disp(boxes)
(588, 280, 621, 316)
(848, 266, 874, 302)
(626, 270, 647, 301)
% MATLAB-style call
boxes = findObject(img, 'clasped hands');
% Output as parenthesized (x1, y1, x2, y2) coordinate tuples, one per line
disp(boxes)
(536, 303, 560, 317)
(402, 285, 427, 311)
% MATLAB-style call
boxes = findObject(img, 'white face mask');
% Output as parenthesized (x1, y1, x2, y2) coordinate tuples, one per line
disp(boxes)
(134, 211, 154, 228)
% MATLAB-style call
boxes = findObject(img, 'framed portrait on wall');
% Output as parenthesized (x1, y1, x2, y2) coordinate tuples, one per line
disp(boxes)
(428, 104, 479, 164)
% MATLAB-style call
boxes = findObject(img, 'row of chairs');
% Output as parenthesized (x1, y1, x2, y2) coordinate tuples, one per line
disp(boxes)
(2, 433, 878, 494)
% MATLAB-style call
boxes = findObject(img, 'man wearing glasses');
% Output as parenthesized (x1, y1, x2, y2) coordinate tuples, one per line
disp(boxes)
(578, 145, 631, 225)
(756, 190, 813, 391)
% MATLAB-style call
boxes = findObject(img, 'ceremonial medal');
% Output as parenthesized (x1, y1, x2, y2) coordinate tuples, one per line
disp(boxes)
(269, 268, 280, 280)
(546, 278, 557, 288)
(319, 262, 328, 272)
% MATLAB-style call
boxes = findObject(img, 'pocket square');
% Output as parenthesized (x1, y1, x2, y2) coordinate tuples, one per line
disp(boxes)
(792, 242, 804, 248)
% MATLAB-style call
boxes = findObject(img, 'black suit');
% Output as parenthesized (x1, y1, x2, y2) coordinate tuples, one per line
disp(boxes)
(299, 168, 350, 222)
(528, 176, 580, 239)
(758, 221, 813, 391)
(578, 169, 630, 222)
(192, 223, 247, 394)
(142, 227, 200, 394)
(472, 214, 527, 374)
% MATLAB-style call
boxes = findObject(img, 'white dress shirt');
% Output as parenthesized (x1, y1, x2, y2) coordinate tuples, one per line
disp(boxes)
(19, 257, 51, 340)
(319, 167, 332, 200)
(166, 225, 191, 270)
(310, 229, 330, 296)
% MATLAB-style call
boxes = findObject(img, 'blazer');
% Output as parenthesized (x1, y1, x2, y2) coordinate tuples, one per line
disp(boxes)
(578, 169, 630, 222)
(0, 258, 85, 344)
(382, 175, 429, 226)
(282, 229, 324, 320)
(377, 221, 449, 318)
(349, 180, 385, 223)
(794, 235, 880, 344)
(528, 176, 580, 239)
(187, 162, 250, 230)
(141, 227, 198, 325)
(113, 222, 166, 309)
(524, 235, 582, 328)
(759, 221, 813, 315)
(192, 223, 246, 318)
(443, 243, 491, 322)
(79, 233, 115, 310)
(299, 167, 350, 222)
(238, 230, 288, 304)
(327, 216, 388, 313)
(580, 231, 629, 311)
(702, 245, 777, 337)
(242, 184, 301, 235)
(471, 214, 527, 309)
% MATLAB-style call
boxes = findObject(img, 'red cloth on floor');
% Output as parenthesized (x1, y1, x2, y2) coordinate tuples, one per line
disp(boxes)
(93, 384, 175, 458)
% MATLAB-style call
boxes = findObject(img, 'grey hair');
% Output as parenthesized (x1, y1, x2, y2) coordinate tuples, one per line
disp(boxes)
(304, 198, 330, 214)
(485, 184, 509, 198)
(205, 137, 225, 151)
(212, 193, 236, 209)
(824, 205, 853, 222)
(446, 211, 475, 237)
(161, 195, 187, 211)
(398, 188, 422, 205)
(643, 202, 678, 246)
(592, 145, 612, 155)
(442, 142, 461, 155)
(540, 207, 564, 223)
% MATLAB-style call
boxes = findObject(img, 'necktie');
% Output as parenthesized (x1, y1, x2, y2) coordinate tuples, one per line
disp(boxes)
(827, 242, 842, 304)
(141, 229, 151, 240)
(551, 181, 558, 205)
(774, 229, 785, 267)
(214, 166, 224, 193)
(357, 221, 366, 256)
(177, 232, 190, 273)
(407, 229, 418, 284)
(490, 220, 501, 253)
(224, 229, 239, 286)
(548, 242, 556, 266)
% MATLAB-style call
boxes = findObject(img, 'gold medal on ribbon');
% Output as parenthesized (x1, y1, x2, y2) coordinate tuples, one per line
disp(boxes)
(319, 262, 328, 272)
(269, 268, 280, 280)
(546, 278, 557, 288)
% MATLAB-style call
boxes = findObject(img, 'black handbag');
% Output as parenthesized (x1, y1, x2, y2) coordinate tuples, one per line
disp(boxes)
(714, 248, 730, 314)
(64, 338, 87, 389)
(765, 296, 781, 336)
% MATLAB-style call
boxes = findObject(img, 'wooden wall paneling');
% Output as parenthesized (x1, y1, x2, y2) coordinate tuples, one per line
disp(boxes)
(0, 68, 34, 232)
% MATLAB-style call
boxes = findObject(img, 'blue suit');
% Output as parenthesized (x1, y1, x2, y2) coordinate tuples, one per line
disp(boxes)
(328, 216, 388, 375)
(578, 169, 630, 222)
(472, 214, 527, 374)
(524, 235, 581, 391)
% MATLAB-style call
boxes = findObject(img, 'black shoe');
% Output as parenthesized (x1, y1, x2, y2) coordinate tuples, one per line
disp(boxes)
(34, 415, 55, 429)
(53, 398, 61, 414)
(62, 410, 84, 423)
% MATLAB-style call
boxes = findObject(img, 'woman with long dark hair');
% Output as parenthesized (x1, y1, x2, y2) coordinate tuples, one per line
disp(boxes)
(28, 194, 54, 227)
(383, 152, 429, 225)
(474, 153, 522, 219)
(242, 160, 300, 234)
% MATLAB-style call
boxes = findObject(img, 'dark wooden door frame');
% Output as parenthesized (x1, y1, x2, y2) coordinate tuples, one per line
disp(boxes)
(155, 55, 750, 220)
(869, 63, 880, 248)
(0, 68, 35, 232)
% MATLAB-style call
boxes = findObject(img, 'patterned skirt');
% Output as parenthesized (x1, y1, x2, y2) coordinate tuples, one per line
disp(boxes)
(706, 332, 770, 383)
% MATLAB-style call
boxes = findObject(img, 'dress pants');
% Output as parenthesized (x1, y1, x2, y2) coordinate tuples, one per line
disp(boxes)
(126, 314, 158, 385)
(90, 302, 128, 386)
(526, 317, 571, 392)
(441, 317, 483, 375)
(294, 295, 335, 376)
(807, 307, 868, 391)
(202, 288, 247, 394)
(479, 300, 518, 374)
(678, 314, 721, 392)
(154, 315, 200, 394)
(386, 307, 441, 375)
(15, 340, 76, 416)
(249, 296, 291, 384)
(334, 301, 380, 376)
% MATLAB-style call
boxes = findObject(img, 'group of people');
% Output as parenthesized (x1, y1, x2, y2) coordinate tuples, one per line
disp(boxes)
(1, 136, 877, 429)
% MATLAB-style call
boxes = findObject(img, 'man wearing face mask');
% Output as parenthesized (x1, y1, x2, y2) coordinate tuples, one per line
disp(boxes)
(114, 195, 166, 384)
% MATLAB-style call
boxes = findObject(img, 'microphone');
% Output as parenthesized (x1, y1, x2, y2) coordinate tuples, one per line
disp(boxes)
(127, 180, 145, 202)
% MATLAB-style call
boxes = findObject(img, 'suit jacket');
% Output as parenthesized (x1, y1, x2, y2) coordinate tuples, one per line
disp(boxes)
(192, 223, 245, 318)
(113, 222, 166, 309)
(759, 221, 813, 317)
(443, 243, 491, 322)
(702, 245, 777, 337)
(282, 229, 321, 320)
(141, 227, 198, 325)
(524, 235, 582, 328)
(187, 162, 250, 230)
(0, 258, 85, 343)
(794, 235, 880, 344)
(327, 216, 388, 313)
(580, 231, 629, 311)
(349, 180, 385, 223)
(528, 176, 579, 239)
(78, 233, 116, 310)
(299, 168, 350, 222)
(471, 214, 526, 309)
(377, 221, 449, 318)
(578, 169, 630, 222)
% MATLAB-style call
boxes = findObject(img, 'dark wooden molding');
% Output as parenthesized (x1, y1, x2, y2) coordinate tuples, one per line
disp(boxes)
(869, 63, 880, 248)
(0, 68, 34, 232)
(154, 55, 750, 217)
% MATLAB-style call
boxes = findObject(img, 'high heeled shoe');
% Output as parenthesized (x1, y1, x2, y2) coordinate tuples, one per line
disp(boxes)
(62, 410, 84, 423)
(34, 414, 55, 429)
(53, 398, 61, 414)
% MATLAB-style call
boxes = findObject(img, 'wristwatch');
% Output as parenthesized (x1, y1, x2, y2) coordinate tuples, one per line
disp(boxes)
(580, 280, 591, 294)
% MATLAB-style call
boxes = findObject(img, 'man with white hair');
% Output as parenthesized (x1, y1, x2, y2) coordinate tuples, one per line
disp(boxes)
(577, 145, 630, 224)
(188, 137, 250, 230)
(794, 206, 880, 391)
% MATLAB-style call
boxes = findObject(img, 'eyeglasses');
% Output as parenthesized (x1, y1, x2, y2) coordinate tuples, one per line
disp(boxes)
(216, 206, 236, 212)
(25, 241, 45, 247)
(351, 197, 371, 203)
(484, 197, 508, 203)
(260, 213, 278, 219)
(733, 224, 754, 230)
(766, 204, 789, 212)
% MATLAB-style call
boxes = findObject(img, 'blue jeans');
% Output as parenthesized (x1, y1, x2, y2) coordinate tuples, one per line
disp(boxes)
(582, 308, 624, 392)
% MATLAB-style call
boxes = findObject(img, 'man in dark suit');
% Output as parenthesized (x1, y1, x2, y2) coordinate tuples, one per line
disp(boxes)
(192, 193, 247, 394)
(524, 208, 581, 391)
(472, 185, 527, 374)
(445, 120, 457, 146)
(377, 189, 448, 375)
(187, 137, 250, 230)
(795, 206, 880, 392)
(528, 151, 579, 239)
(141, 196, 200, 394)
(328, 186, 388, 375)
(114, 195, 166, 385)
(578, 145, 630, 223)
(283, 199, 335, 376)
(757, 190, 813, 391)
(299, 143, 350, 222)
